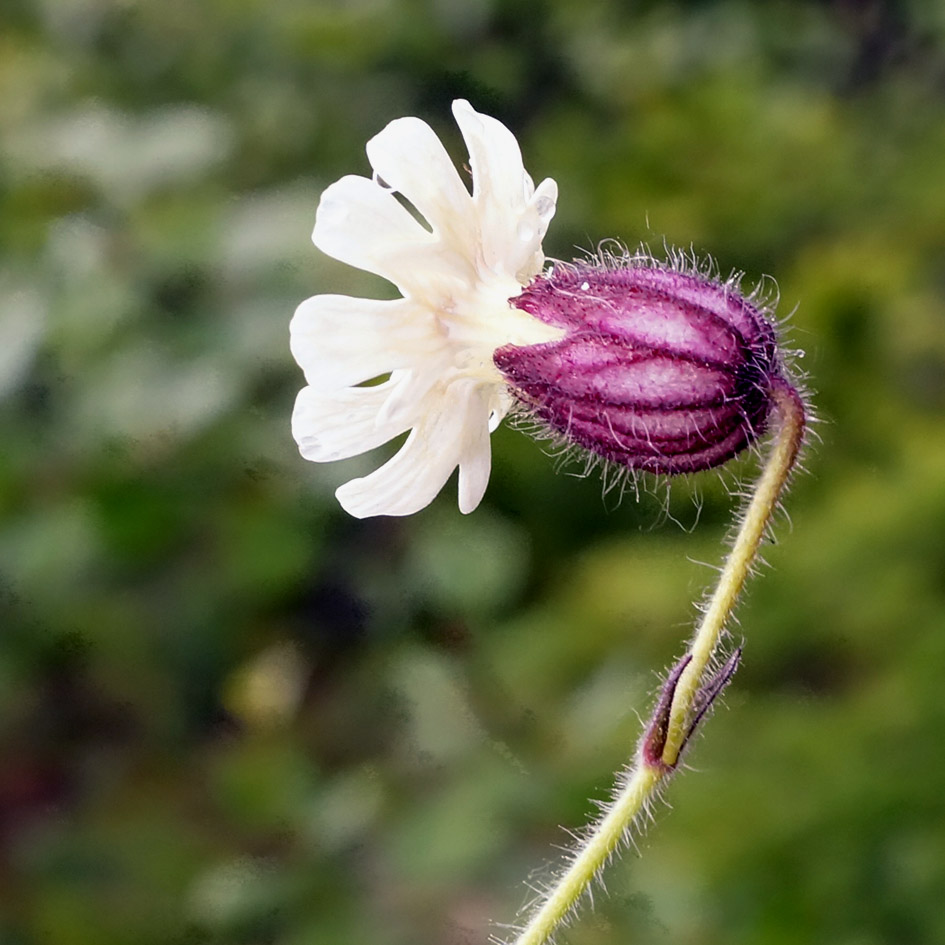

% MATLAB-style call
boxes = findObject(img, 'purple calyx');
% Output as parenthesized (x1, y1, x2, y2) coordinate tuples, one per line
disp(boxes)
(494, 262, 782, 475)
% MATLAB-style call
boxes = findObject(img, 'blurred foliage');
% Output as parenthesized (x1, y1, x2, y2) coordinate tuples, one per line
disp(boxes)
(2, 0, 945, 943)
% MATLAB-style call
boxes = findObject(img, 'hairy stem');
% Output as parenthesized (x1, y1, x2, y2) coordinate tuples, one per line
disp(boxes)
(660, 380, 805, 765)
(510, 381, 805, 945)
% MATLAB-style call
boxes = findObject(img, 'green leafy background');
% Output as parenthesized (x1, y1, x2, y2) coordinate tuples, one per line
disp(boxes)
(2, 1, 944, 943)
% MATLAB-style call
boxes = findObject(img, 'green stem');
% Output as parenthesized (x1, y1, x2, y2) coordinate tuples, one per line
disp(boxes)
(660, 380, 805, 765)
(510, 381, 805, 945)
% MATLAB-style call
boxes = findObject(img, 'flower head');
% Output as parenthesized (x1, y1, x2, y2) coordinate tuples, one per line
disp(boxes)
(291, 99, 560, 518)
(292, 103, 791, 517)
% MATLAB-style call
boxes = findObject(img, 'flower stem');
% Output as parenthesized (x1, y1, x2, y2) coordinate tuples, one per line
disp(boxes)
(660, 379, 805, 766)
(510, 380, 805, 945)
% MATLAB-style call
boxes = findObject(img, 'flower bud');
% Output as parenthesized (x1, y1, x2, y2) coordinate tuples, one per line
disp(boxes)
(493, 260, 785, 475)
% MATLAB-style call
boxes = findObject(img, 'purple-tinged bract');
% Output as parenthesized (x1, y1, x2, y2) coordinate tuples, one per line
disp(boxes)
(493, 261, 784, 475)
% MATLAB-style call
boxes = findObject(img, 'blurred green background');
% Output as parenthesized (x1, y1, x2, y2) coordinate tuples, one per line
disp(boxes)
(2, 1, 945, 943)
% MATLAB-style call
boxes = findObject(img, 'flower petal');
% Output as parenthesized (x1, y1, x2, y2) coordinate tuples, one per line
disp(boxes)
(457, 387, 492, 514)
(290, 294, 436, 390)
(452, 99, 530, 214)
(451, 100, 558, 280)
(313, 175, 476, 295)
(511, 177, 559, 282)
(335, 380, 491, 517)
(365, 116, 474, 248)
(292, 377, 413, 463)
(375, 362, 448, 427)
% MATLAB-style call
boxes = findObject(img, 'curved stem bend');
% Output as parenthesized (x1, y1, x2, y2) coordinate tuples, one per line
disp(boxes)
(510, 381, 806, 945)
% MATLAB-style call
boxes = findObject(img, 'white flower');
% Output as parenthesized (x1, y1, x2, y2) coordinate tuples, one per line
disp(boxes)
(290, 100, 561, 518)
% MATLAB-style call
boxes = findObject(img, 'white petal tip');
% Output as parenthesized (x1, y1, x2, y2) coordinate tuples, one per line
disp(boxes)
(335, 490, 374, 519)
(335, 480, 431, 519)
